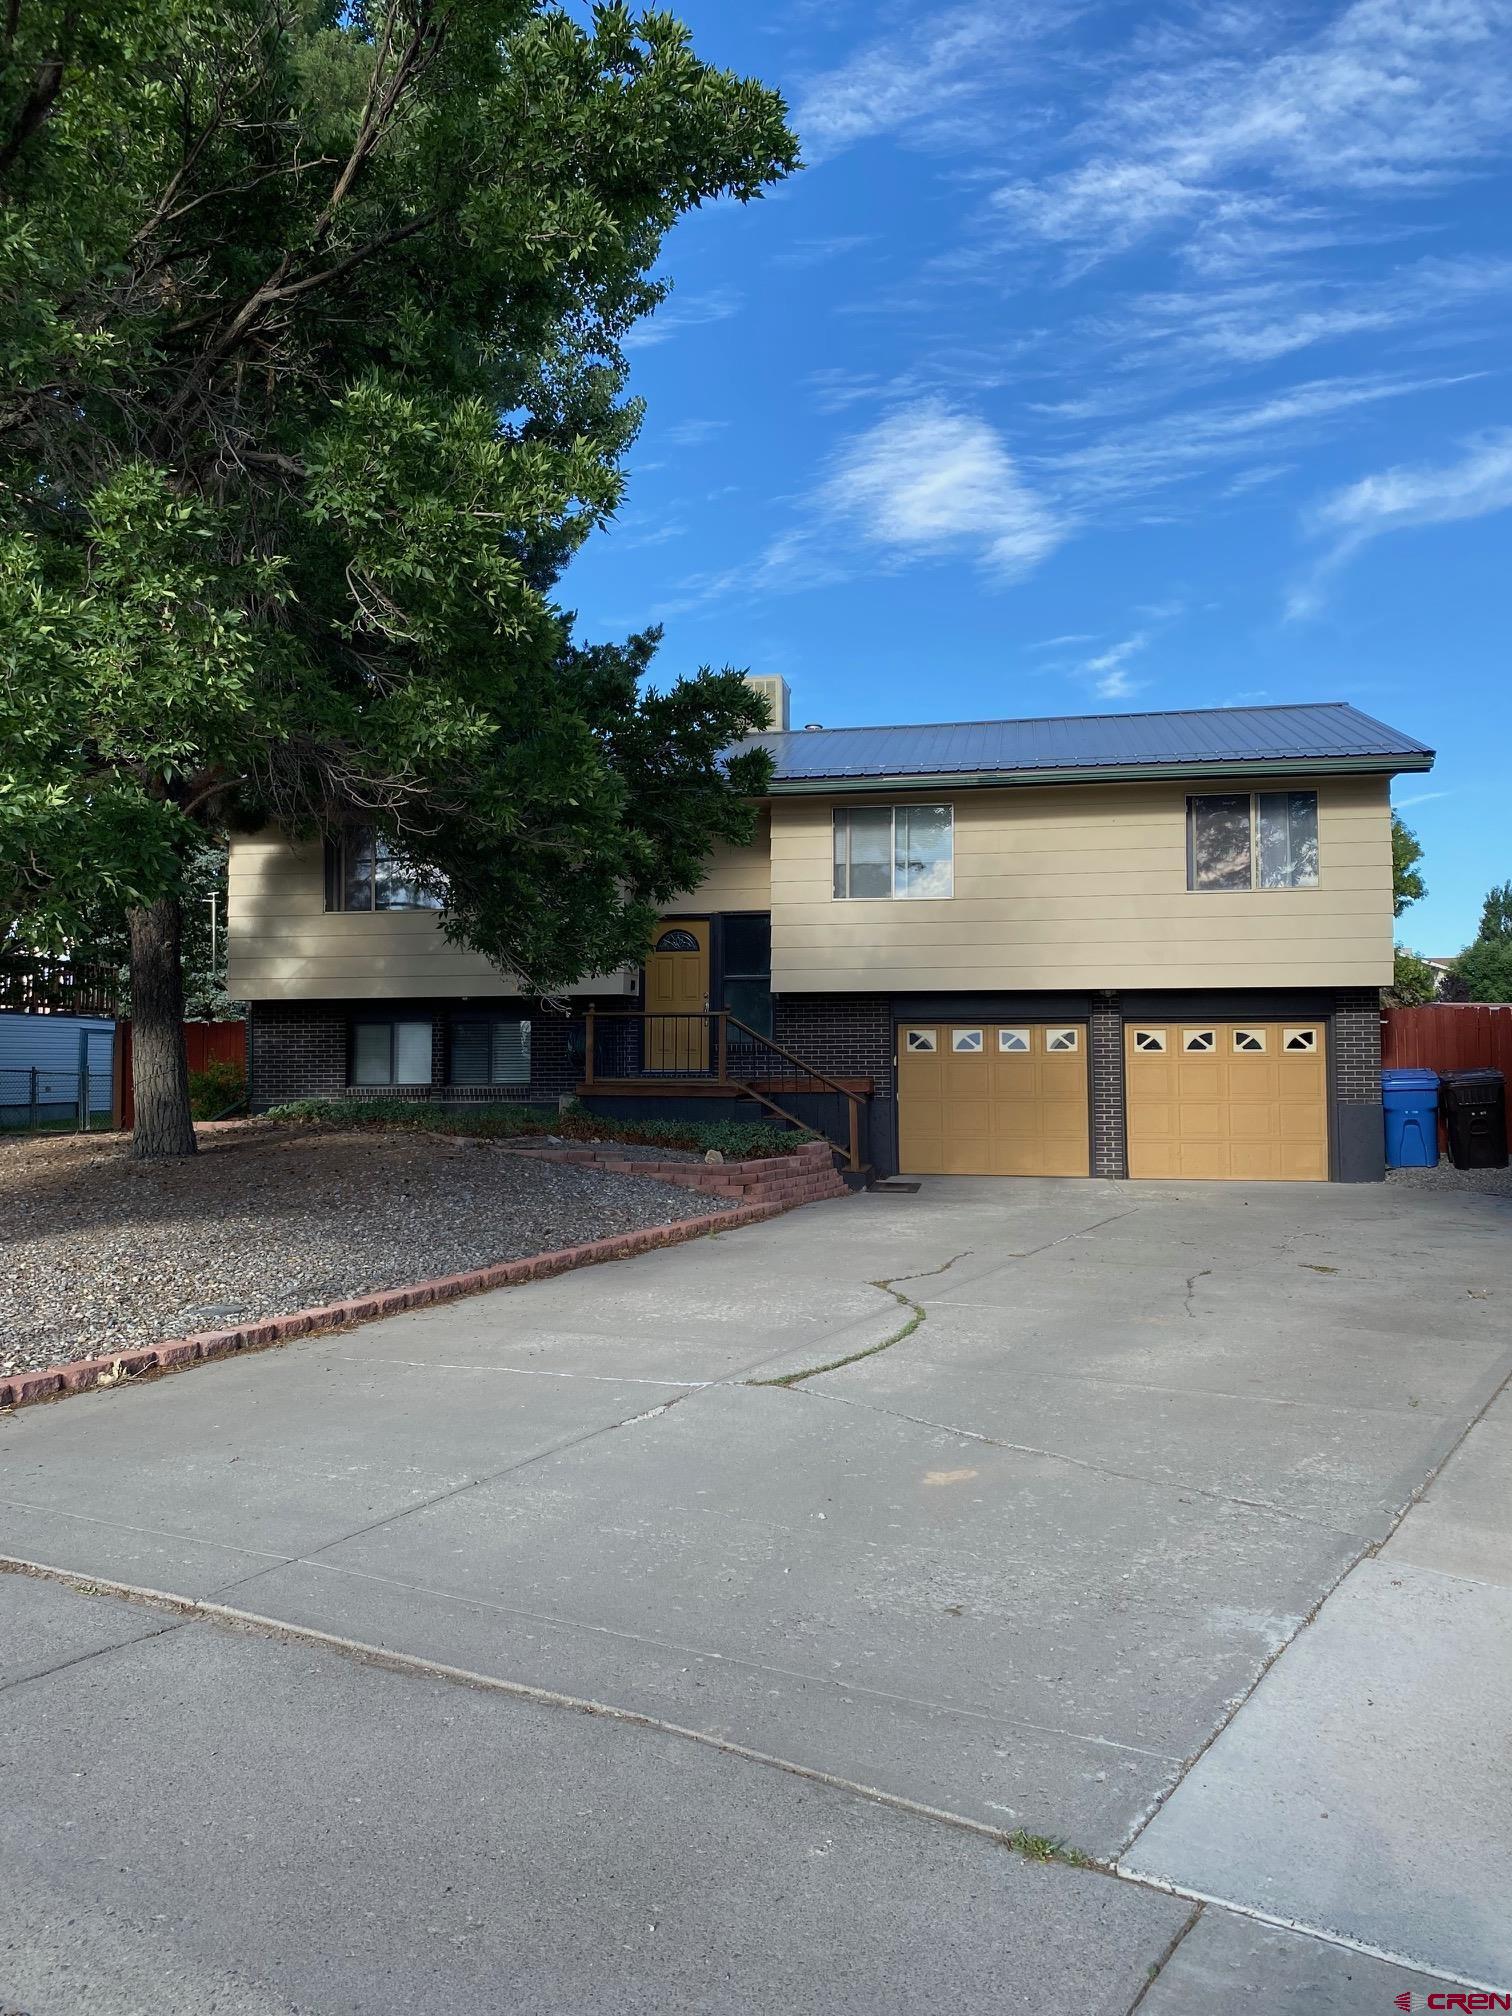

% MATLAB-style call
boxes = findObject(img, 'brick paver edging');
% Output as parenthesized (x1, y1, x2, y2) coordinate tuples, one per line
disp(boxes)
(1, 1142, 848, 1413)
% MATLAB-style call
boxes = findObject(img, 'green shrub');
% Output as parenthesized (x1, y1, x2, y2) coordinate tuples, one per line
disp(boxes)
(188, 1058, 248, 1119)
(1456, 936, 1512, 1003)
(264, 1096, 813, 1158)
(1387, 948, 1437, 1006)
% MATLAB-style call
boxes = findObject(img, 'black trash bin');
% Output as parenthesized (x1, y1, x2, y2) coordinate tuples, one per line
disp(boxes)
(1439, 1069, 1509, 1170)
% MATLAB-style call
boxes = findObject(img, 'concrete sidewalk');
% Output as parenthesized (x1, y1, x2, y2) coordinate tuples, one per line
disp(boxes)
(4, 1175, 1509, 2009)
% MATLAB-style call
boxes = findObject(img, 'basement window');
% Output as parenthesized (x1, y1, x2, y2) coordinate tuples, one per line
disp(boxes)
(351, 1018, 432, 1087)
(449, 1017, 531, 1087)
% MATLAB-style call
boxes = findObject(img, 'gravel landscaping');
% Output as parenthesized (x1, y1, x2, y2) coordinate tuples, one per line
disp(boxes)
(0, 1120, 734, 1378)
(1385, 1158, 1512, 1200)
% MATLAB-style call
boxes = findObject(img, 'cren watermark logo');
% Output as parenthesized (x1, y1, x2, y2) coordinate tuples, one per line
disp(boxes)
(1394, 1995, 1512, 2012)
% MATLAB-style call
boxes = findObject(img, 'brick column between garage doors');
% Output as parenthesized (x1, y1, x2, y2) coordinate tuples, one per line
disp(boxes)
(1089, 993, 1127, 1179)
(1332, 985, 1385, 1182)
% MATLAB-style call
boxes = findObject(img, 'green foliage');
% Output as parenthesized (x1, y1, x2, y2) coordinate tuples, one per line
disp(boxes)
(264, 1096, 813, 1158)
(70, 836, 238, 1017)
(187, 1057, 247, 1118)
(1392, 815, 1426, 917)
(0, 1, 796, 993)
(1476, 881, 1512, 943)
(1455, 937, 1512, 1003)
(1388, 948, 1437, 1006)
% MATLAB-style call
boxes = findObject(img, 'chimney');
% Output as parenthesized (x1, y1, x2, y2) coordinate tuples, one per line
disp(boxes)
(742, 673, 790, 732)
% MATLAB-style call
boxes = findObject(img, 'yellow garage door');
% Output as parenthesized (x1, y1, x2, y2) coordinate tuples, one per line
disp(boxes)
(1125, 1021, 1328, 1181)
(898, 1023, 1089, 1176)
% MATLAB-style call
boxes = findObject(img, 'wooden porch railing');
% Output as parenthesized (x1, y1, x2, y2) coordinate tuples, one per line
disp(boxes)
(582, 1008, 865, 1173)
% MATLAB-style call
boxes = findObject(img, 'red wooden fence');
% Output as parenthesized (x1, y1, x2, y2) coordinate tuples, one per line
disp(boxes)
(1381, 1004, 1512, 1079)
(113, 1020, 247, 1129)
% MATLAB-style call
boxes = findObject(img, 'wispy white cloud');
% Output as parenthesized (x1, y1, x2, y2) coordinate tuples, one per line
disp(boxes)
(1291, 426, 1512, 615)
(792, 3, 1066, 161)
(652, 400, 1066, 619)
(1108, 256, 1512, 367)
(1394, 788, 1453, 807)
(817, 400, 1067, 579)
(623, 290, 742, 351)
(1081, 633, 1150, 700)
(664, 418, 729, 448)
(1046, 371, 1475, 507)
(770, 234, 876, 269)
(991, 0, 1512, 268)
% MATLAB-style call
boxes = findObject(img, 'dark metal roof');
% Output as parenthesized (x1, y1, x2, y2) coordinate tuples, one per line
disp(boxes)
(745, 702, 1433, 789)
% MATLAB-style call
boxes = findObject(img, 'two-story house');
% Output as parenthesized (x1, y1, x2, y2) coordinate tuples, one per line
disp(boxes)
(227, 682, 1433, 1183)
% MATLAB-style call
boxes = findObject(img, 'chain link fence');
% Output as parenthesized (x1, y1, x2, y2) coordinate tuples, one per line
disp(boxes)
(0, 1067, 115, 1134)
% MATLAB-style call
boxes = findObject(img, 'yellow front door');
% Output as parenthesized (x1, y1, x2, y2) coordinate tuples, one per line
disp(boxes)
(645, 920, 710, 1071)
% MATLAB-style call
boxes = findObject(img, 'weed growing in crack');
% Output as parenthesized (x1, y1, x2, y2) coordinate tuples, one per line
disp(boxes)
(746, 1251, 970, 1389)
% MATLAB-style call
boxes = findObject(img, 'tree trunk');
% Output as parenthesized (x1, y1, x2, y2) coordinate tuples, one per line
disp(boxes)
(127, 896, 197, 1160)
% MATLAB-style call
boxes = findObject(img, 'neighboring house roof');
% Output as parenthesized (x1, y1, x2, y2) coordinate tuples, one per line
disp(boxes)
(745, 701, 1433, 793)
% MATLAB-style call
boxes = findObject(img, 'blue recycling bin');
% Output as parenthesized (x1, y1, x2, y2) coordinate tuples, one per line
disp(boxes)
(1382, 1068, 1440, 1168)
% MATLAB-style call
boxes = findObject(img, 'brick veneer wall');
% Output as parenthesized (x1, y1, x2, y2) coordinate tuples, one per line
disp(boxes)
(247, 1000, 587, 1109)
(773, 995, 894, 1100)
(247, 1002, 347, 1106)
(1332, 987, 1382, 1105)
(1089, 993, 1127, 1179)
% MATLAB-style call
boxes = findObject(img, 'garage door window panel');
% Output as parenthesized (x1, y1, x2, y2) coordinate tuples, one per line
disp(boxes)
(951, 1029, 984, 1053)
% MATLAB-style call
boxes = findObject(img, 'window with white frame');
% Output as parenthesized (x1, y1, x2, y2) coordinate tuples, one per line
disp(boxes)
(326, 827, 443, 912)
(951, 1028, 983, 1053)
(450, 1017, 531, 1086)
(351, 1018, 432, 1086)
(833, 804, 953, 899)
(1187, 792, 1319, 891)
(997, 1029, 1030, 1052)
(1045, 1027, 1079, 1053)
(904, 1028, 937, 1052)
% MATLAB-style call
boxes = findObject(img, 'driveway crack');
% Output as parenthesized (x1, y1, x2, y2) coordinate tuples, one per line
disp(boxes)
(747, 1250, 972, 1389)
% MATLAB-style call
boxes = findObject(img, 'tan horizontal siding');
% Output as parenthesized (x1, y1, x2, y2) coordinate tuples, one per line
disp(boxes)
(770, 774, 1394, 992)
(688, 809, 771, 909)
(226, 833, 631, 1000)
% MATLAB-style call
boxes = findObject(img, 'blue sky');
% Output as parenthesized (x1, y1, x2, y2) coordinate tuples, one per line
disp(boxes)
(562, 0, 1512, 954)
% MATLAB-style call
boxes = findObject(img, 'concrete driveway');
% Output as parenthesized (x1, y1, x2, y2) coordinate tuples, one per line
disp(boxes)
(4, 1175, 1510, 2012)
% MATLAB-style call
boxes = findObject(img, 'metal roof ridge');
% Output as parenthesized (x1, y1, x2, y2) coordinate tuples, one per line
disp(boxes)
(750, 699, 1378, 739)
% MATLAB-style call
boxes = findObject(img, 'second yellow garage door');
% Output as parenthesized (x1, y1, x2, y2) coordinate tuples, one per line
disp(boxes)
(1125, 1021, 1329, 1181)
(897, 1023, 1089, 1176)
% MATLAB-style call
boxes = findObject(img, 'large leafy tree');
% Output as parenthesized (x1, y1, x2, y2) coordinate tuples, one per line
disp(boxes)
(0, 2, 795, 1155)
(1391, 813, 1425, 917)
(1454, 880, 1512, 1002)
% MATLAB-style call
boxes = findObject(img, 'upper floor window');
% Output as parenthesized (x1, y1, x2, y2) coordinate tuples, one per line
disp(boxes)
(326, 828, 443, 912)
(1187, 792, 1319, 892)
(833, 804, 953, 900)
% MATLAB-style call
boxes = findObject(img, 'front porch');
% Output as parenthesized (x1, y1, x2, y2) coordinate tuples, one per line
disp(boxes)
(580, 1008, 871, 1174)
